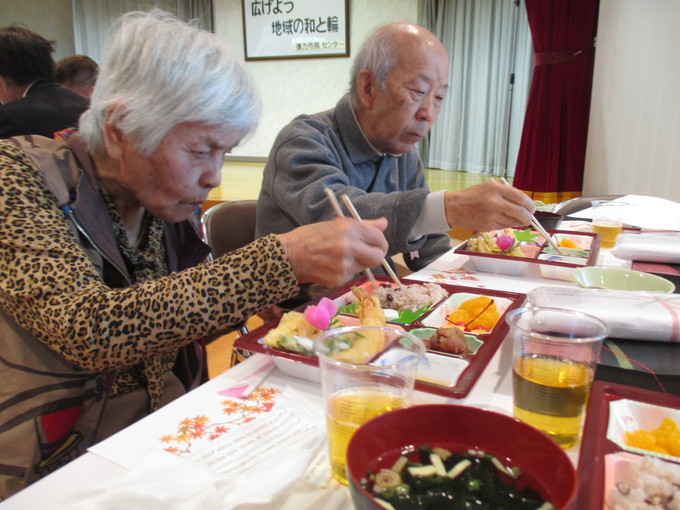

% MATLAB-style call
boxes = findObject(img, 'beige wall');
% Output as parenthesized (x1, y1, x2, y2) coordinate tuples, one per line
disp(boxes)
(0, 0, 75, 61)
(584, 0, 680, 200)
(214, 0, 419, 158)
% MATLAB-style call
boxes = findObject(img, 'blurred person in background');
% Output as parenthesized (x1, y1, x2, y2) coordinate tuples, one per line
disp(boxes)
(55, 54, 99, 99)
(0, 26, 89, 138)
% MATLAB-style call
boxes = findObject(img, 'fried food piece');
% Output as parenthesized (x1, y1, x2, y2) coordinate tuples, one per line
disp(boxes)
(262, 311, 320, 352)
(329, 286, 387, 363)
(353, 286, 386, 327)
(467, 230, 524, 257)
(467, 236, 493, 253)
(424, 327, 469, 355)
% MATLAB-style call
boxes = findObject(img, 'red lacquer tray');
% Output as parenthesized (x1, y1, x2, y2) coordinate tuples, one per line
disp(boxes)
(576, 381, 680, 509)
(235, 275, 525, 399)
(455, 229, 601, 280)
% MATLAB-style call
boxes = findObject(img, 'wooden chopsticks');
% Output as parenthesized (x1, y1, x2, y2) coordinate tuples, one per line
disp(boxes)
(324, 188, 378, 286)
(323, 188, 402, 287)
(339, 194, 403, 287)
(499, 178, 567, 256)
(530, 216, 567, 256)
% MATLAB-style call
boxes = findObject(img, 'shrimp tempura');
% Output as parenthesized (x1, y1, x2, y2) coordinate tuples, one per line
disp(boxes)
(330, 286, 386, 363)
(353, 286, 386, 327)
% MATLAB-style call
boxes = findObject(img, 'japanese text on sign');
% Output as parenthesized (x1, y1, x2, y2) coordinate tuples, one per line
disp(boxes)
(243, 0, 348, 59)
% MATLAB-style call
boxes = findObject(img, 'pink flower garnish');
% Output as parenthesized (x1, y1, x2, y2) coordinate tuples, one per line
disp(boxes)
(496, 234, 515, 252)
(303, 297, 338, 330)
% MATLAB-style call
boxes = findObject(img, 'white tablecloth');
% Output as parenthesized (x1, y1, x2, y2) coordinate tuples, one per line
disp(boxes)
(2, 221, 634, 509)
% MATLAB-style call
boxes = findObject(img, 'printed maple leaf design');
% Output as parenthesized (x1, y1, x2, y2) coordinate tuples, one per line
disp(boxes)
(160, 386, 281, 455)
(431, 268, 481, 284)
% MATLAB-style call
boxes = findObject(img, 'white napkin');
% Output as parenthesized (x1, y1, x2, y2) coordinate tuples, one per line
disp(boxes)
(527, 286, 680, 342)
(611, 232, 680, 263)
(65, 450, 220, 510)
(571, 195, 680, 231)
(65, 434, 324, 510)
(204, 433, 325, 509)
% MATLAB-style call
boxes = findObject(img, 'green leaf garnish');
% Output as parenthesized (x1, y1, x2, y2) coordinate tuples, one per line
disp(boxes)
(337, 302, 431, 325)
(390, 306, 433, 324)
(513, 228, 540, 243)
(337, 302, 359, 315)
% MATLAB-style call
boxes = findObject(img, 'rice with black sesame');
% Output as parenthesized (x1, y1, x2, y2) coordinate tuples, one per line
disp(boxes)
(606, 454, 680, 509)
(370, 282, 448, 311)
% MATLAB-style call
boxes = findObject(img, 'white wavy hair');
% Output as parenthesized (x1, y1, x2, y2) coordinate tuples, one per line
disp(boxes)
(349, 24, 403, 102)
(79, 10, 261, 156)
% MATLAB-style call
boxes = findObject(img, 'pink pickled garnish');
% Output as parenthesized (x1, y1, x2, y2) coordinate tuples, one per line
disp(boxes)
(303, 297, 338, 330)
(496, 234, 515, 252)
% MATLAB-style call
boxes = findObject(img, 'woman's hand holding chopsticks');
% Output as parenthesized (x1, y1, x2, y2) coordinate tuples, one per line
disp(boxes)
(277, 217, 388, 288)
(340, 194, 404, 287)
(324, 188, 379, 286)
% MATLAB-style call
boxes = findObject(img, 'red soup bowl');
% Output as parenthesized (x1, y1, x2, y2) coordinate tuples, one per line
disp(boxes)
(346, 404, 577, 510)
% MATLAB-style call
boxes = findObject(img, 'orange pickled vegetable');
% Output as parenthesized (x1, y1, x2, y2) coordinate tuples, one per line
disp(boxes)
(467, 301, 499, 333)
(446, 296, 499, 333)
(624, 417, 680, 457)
(558, 238, 577, 248)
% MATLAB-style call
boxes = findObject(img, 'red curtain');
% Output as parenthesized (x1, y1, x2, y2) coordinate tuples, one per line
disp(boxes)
(512, 0, 600, 204)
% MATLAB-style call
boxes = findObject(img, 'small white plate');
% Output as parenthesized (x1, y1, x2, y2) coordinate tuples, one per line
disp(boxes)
(607, 399, 680, 463)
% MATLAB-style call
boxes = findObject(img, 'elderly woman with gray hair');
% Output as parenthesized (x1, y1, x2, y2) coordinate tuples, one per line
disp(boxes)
(0, 10, 388, 497)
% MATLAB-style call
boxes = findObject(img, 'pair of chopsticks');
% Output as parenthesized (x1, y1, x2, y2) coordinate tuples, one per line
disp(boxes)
(323, 188, 403, 287)
(498, 178, 567, 256)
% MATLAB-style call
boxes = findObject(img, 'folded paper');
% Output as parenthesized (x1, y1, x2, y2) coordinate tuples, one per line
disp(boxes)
(612, 232, 680, 264)
(528, 286, 680, 342)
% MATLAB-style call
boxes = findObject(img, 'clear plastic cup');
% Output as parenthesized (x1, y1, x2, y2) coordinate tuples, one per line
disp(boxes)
(591, 200, 627, 249)
(314, 325, 425, 485)
(506, 307, 609, 449)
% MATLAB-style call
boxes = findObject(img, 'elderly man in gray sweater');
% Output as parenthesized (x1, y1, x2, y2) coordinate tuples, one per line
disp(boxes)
(257, 22, 534, 276)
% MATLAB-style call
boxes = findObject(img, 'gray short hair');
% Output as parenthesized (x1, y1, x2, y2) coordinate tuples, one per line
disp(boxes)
(349, 24, 401, 102)
(79, 10, 261, 156)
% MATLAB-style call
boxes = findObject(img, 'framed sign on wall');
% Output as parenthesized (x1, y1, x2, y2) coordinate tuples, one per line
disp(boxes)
(241, 0, 349, 61)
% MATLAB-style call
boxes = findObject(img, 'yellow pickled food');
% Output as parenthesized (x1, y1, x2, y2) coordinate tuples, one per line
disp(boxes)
(624, 417, 680, 457)
(558, 238, 577, 248)
(446, 296, 499, 333)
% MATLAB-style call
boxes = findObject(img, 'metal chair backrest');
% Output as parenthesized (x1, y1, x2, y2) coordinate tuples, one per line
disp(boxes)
(201, 200, 257, 258)
(552, 195, 623, 217)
